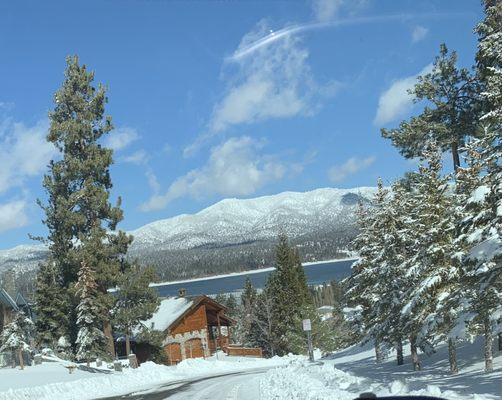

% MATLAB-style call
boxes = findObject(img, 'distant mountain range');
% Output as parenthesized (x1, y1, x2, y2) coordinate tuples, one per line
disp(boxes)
(0, 187, 375, 281)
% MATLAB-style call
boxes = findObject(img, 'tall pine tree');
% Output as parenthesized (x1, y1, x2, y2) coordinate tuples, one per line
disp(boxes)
(36, 55, 132, 356)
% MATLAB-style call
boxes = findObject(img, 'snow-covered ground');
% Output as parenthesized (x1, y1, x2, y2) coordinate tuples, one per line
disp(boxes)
(260, 337, 501, 400)
(1, 337, 499, 399)
(0, 353, 299, 400)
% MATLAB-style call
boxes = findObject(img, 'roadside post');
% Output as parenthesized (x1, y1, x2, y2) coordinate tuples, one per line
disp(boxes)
(302, 319, 314, 362)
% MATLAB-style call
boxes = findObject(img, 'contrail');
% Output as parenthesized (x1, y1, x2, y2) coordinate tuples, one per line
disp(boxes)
(227, 12, 472, 62)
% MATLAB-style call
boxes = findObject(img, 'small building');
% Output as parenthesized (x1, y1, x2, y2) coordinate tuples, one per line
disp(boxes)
(142, 294, 233, 365)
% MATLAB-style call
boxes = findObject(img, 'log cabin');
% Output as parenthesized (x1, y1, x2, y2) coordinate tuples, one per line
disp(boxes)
(141, 293, 234, 365)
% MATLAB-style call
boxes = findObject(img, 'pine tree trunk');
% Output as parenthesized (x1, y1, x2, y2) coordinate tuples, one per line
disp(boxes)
(448, 338, 458, 374)
(410, 335, 421, 371)
(103, 319, 115, 358)
(484, 318, 493, 372)
(125, 333, 131, 356)
(451, 141, 460, 171)
(18, 349, 24, 370)
(11, 351, 16, 368)
(498, 333, 502, 352)
(375, 339, 384, 363)
(396, 339, 404, 366)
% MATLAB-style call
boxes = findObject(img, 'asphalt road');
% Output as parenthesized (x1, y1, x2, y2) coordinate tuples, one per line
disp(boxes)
(98, 368, 268, 400)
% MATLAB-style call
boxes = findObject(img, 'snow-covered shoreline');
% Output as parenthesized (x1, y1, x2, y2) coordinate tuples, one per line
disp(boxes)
(150, 257, 357, 288)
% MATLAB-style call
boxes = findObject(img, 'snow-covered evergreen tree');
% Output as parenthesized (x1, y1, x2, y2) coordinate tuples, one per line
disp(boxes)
(75, 259, 106, 365)
(34, 261, 70, 349)
(266, 233, 313, 355)
(400, 141, 462, 373)
(451, 0, 502, 373)
(0, 312, 33, 370)
(234, 278, 257, 346)
(347, 180, 390, 363)
(112, 264, 159, 357)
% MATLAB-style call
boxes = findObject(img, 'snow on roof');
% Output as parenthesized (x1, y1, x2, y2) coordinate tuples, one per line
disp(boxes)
(142, 297, 194, 332)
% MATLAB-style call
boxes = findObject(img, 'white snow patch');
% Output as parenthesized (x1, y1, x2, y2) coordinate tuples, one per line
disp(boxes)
(140, 297, 193, 332)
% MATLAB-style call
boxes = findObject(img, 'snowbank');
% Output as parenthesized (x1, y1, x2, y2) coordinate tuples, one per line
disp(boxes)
(260, 360, 499, 400)
(260, 336, 501, 400)
(0, 353, 300, 400)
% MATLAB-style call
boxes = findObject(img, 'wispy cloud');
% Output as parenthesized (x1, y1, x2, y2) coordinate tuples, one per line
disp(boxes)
(312, 0, 344, 22)
(143, 136, 288, 211)
(311, 0, 369, 23)
(0, 119, 56, 194)
(184, 20, 339, 157)
(328, 156, 375, 183)
(104, 126, 139, 151)
(0, 199, 28, 233)
(411, 25, 429, 43)
(374, 63, 433, 126)
(123, 149, 149, 165)
(0, 118, 56, 233)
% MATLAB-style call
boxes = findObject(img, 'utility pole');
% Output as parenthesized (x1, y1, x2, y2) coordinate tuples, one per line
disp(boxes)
(303, 319, 314, 362)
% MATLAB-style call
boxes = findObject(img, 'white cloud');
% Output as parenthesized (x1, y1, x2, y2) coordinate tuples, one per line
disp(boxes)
(142, 136, 287, 211)
(211, 23, 320, 133)
(0, 118, 56, 233)
(184, 21, 339, 157)
(328, 156, 375, 183)
(104, 126, 139, 151)
(123, 149, 149, 165)
(0, 200, 28, 233)
(312, 0, 344, 22)
(374, 64, 432, 126)
(0, 119, 56, 194)
(311, 0, 368, 22)
(412, 25, 429, 43)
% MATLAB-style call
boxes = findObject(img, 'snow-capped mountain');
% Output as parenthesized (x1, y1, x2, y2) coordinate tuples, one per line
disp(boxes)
(0, 187, 375, 277)
(128, 187, 375, 252)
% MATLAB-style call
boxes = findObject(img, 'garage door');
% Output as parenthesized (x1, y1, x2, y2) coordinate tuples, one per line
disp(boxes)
(184, 338, 204, 359)
(166, 343, 182, 365)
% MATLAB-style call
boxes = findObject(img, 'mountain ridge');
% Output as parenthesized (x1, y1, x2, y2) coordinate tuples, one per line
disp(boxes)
(0, 186, 375, 279)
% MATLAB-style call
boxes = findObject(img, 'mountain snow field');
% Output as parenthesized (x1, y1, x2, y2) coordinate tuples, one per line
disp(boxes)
(0, 187, 374, 274)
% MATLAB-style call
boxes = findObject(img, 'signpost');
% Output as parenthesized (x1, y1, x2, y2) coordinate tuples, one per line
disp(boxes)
(302, 319, 314, 362)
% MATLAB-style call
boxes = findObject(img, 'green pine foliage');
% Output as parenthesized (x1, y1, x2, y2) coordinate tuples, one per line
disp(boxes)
(265, 233, 314, 355)
(112, 264, 160, 356)
(381, 44, 478, 171)
(34, 262, 70, 349)
(233, 278, 258, 347)
(35, 55, 133, 356)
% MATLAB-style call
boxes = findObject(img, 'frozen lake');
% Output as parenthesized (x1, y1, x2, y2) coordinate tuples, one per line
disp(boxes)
(154, 258, 356, 297)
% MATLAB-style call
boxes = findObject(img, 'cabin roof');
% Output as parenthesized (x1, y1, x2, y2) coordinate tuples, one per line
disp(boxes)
(141, 295, 232, 334)
(0, 288, 18, 311)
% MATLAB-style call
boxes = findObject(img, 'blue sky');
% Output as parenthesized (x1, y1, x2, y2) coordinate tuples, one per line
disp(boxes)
(0, 0, 482, 248)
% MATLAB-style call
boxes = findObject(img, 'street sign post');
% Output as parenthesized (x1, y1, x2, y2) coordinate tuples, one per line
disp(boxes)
(302, 319, 314, 362)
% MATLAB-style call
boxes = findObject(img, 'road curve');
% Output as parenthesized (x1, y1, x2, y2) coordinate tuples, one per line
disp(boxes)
(98, 368, 269, 400)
